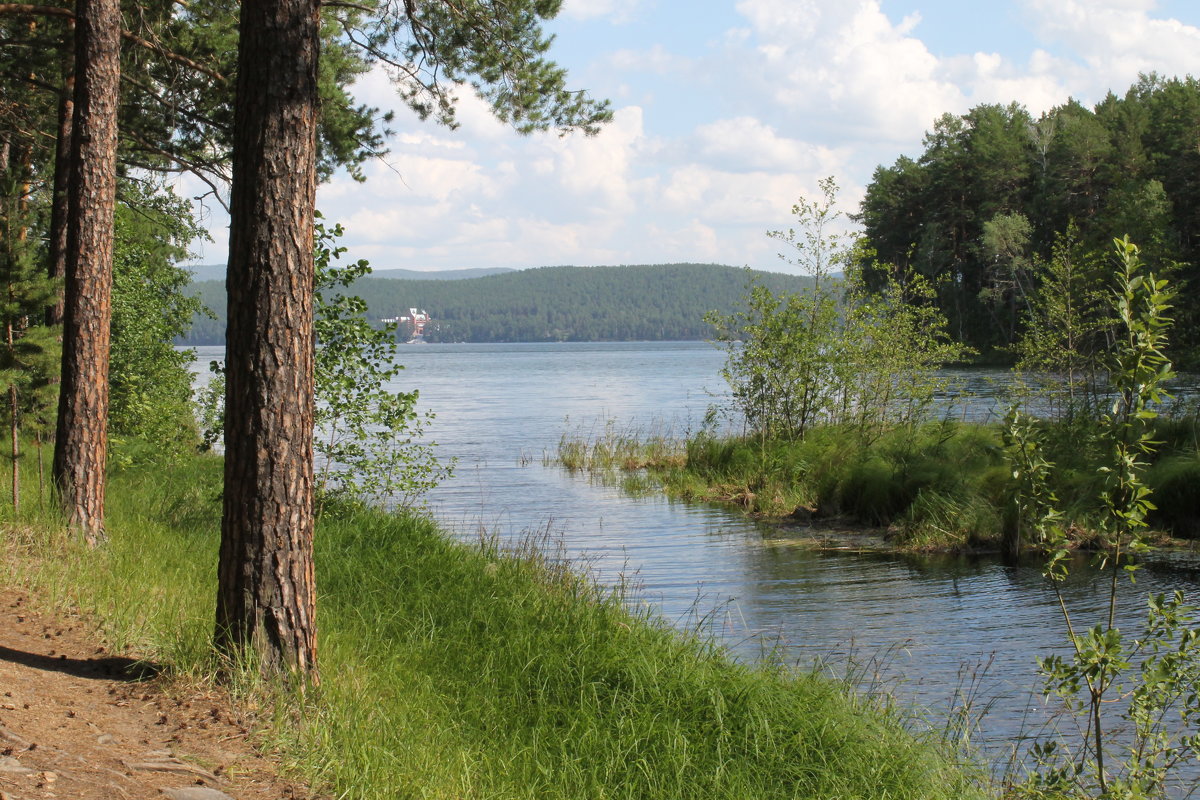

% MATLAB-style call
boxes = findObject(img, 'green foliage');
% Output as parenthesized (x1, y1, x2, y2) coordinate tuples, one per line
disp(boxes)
(198, 220, 452, 507)
(979, 211, 1035, 345)
(1144, 454, 1200, 537)
(1097, 238, 1174, 550)
(0, 162, 59, 452)
(108, 184, 207, 453)
(709, 179, 968, 443)
(1006, 239, 1200, 799)
(312, 218, 451, 509)
(706, 178, 845, 441)
(707, 280, 841, 442)
(1013, 226, 1114, 419)
(1000, 408, 1064, 560)
(840, 266, 973, 443)
(343, 0, 611, 136)
(857, 75, 1200, 363)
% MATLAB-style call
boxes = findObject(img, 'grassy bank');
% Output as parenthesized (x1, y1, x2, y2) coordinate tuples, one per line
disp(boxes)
(559, 417, 1200, 552)
(0, 445, 981, 800)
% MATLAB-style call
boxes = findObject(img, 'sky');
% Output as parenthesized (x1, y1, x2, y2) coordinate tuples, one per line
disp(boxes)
(181, 0, 1200, 275)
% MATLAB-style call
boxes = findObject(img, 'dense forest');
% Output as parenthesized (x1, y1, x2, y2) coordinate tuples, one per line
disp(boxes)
(857, 73, 1200, 364)
(182, 263, 815, 344)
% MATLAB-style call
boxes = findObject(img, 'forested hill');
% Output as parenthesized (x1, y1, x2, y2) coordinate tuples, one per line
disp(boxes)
(182, 263, 813, 344)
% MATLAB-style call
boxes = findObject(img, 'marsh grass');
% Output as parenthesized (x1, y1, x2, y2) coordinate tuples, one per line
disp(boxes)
(554, 418, 686, 473)
(649, 423, 1011, 547)
(559, 416, 1200, 551)
(0, 444, 981, 800)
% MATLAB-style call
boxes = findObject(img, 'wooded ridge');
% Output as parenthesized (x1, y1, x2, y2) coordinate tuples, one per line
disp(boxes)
(182, 263, 815, 344)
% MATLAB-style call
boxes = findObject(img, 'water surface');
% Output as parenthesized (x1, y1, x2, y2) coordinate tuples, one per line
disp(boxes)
(193, 341, 1200, 771)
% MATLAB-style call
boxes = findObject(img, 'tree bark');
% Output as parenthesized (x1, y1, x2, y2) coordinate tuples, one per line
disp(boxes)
(51, 0, 118, 546)
(215, 0, 320, 680)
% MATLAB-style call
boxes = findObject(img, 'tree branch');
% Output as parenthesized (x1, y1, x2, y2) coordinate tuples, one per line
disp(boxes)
(122, 131, 231, 214)
(0, 4, 225, 82)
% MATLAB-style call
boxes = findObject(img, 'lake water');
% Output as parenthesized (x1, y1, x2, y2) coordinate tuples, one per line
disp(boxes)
(191, 341, 1200, 776)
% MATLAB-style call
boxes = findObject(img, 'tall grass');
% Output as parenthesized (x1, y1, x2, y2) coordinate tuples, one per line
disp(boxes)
(554, 418, 686, 473)
(0, 445, 981, 800)
(568, 416, 1200, 550)
(651, 423, 1008, 542)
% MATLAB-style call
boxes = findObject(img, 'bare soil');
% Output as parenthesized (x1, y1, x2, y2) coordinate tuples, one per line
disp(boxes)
(0, 588, 322, 800)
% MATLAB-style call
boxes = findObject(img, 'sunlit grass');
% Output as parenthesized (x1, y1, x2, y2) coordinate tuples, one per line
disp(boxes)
(1, 444, 983, 800)
(553, 418, 686, 473)
(552, 417, 1200, 550)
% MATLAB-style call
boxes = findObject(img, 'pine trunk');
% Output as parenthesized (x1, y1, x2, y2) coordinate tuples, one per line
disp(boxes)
(52, 0, 120, 546)
(214, 0, 320, 679)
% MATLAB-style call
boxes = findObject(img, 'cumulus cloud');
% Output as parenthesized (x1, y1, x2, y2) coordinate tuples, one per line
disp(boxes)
(693, 117, 844, 173)
(535, 106, 648, 214)
(1023, 0, 1200, 94)
(732, 0, 965, 143)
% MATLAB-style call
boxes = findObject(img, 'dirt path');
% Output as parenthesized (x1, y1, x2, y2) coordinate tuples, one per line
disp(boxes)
(0, 589, 321, 800)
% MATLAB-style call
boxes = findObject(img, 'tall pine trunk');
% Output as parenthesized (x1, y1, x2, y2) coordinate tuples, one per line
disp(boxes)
(215, 0, 320, 679)
(52, 0, 120, 545)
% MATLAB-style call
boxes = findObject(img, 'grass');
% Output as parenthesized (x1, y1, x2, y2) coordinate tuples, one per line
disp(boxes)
(555, 416, 1200, 552)
(553, 418, 687, 473)
(0, 443, 983, 800)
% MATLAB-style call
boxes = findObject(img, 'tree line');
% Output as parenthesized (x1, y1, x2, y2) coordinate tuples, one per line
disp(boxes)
(182, 263, 816, 345)
(1, 0, 608, 681)
(857, 73, 1200, 364)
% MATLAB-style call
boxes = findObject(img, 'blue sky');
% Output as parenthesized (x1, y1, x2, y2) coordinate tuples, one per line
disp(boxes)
(183, 0, 1200, 275)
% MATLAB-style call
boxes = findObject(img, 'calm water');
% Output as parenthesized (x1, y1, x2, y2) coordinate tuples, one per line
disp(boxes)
(192, 341, 1200, 771)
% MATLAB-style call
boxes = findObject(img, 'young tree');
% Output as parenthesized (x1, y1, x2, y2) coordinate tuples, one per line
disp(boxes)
(311, 219, 451, 512)
(1013, 226, 1113, 418)
(215, 0, 610, 680)
(711, 180, 968, 445)
(0, 140, 60, 510)
(707, 178, 846, 442)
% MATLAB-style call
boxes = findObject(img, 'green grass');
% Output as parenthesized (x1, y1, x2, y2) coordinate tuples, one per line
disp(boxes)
(561, 416, 1200, 551)
(553, 418, 687, 473)
(1, 445, 982, 800)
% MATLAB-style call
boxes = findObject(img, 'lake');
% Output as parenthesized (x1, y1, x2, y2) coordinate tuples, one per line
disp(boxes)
(192, 340, 1200, 775)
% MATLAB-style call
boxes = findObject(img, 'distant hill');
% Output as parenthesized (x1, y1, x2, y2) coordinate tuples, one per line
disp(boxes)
(184, 263, 228, 282)
(184, 264, 516, 282)
(181, 263, 815, 345)
(371, 267, 517, 280)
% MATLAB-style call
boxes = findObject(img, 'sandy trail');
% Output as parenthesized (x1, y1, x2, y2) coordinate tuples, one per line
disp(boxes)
(0, 589, 320, 800)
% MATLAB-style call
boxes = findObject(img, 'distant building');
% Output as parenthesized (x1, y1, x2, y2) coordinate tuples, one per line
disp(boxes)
(394, 308, 430, 340)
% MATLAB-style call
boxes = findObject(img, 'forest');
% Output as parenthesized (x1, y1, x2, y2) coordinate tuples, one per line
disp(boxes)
(181, 263, 815, 344)
(857, 73, 1200, 365)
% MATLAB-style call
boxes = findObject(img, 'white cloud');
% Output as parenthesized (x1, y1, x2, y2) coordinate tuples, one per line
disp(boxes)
(694, 117, 843, 173)
(732, 0, 966, 144)
(1023, 0, 1200, 94)
(535, 106, 648, 214)
(609, 45, 693, 75)
(561, 0, 642, 23)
